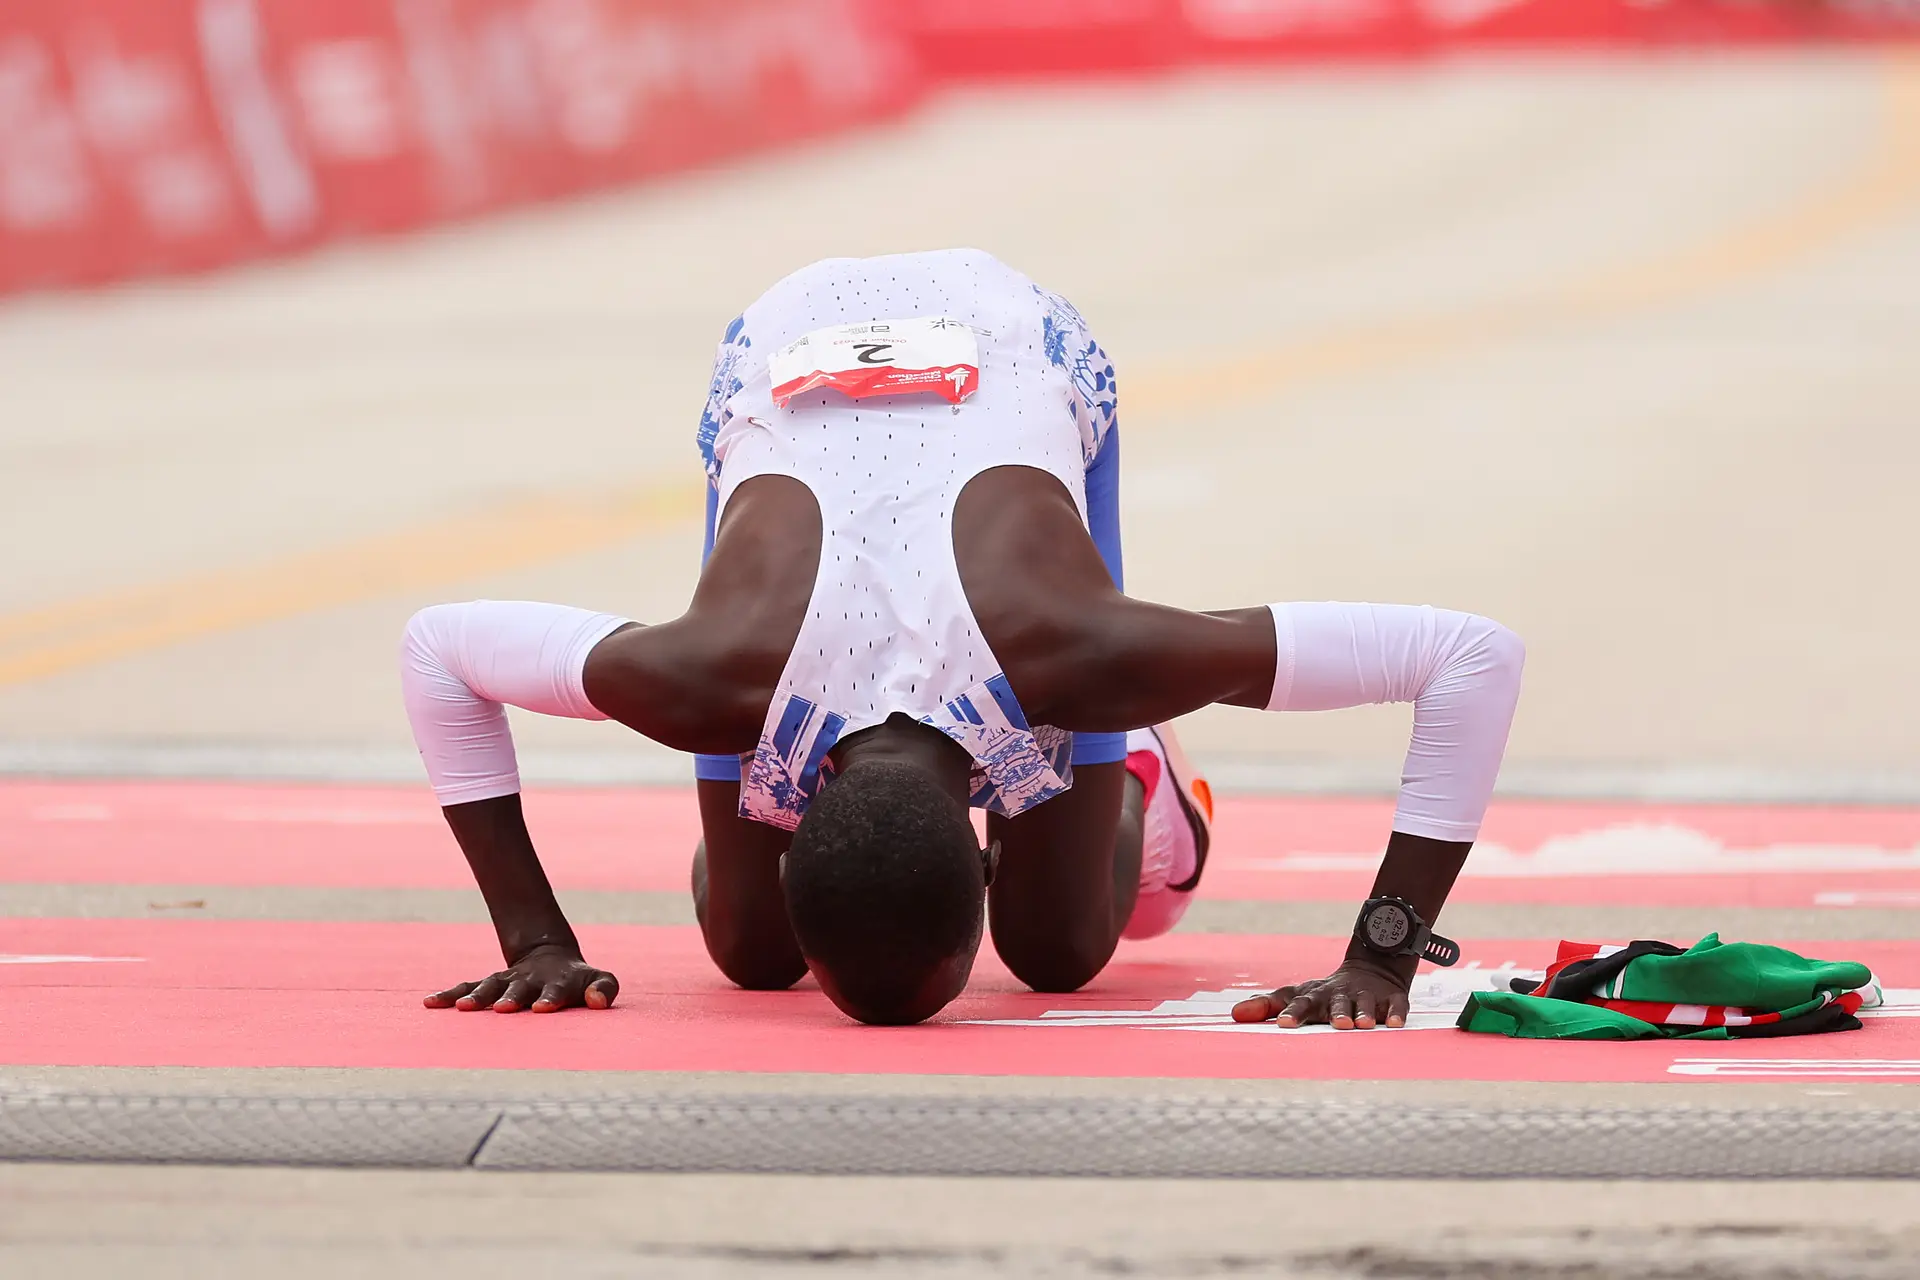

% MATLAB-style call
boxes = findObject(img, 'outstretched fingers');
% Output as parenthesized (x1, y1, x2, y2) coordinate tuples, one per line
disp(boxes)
(1231, 986, 1299, 1024)
(1276, 992, 1319, 1028)
(424, 980, 478, 1010)
(1231, 971, 1402, 1030)
(457, 974, 511, 1011)
(529, 969, 619, 1013)
(429, 955, 619, 1015)
(493, 977, 540, 1012)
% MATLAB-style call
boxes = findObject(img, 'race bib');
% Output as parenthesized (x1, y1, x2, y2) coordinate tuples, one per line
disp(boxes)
(769, 316, 980, 408)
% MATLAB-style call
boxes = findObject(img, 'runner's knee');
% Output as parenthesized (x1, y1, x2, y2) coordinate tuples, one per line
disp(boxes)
(704, 932, 808, 991)
(699, 896, 807, 990)
(691, 840, 807, 991)
(993, 911, 1117, 994)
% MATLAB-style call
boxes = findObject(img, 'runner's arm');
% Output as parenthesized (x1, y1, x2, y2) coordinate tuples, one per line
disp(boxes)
(1236, 602, 1523, 1028)
(401, 600, 634, 1010)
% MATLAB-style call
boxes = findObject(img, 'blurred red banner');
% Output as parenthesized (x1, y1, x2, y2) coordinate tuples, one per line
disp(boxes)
(903, 0, 1920, 76)
(907, 0, 1183, 77)
(3, 0, 1914, 293)
(0, 0, 920, 293)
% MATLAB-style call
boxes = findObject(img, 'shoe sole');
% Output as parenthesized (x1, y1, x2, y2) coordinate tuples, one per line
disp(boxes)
(1145, 723, 1212, 895)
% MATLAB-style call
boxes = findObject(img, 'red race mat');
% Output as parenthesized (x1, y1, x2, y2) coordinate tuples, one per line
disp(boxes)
(3, 919, 1914, 1081)
(6, 780, 1919, 908)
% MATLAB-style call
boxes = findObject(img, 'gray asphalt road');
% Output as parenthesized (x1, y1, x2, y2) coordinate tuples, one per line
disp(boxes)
(3, 52, 1916, 783)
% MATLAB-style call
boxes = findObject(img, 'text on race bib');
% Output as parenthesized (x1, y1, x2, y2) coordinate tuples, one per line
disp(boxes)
(770, 316, 981, 408)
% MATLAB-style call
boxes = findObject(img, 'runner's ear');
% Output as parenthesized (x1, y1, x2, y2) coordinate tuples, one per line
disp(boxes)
(981, 840, 1002, 889)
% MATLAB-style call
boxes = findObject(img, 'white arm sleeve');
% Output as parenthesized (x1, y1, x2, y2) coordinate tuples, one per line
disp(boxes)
(400, 601, 631, 806)
(1266, 602, 1525, 842)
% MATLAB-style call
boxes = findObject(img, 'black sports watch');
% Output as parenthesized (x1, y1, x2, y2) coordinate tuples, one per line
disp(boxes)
(1353, 896, 1460, 967)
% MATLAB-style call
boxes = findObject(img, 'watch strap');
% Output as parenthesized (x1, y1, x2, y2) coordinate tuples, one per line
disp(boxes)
(1419, 931, 1460, 967)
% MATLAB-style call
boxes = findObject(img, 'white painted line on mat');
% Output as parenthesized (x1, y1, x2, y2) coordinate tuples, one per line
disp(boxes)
(1670, 1059, 1920, 1078)
(1205, 757, 1920, 806)
(0, 954, 145, 965)
(963, 967, 1540, 1034)
(30, 805, 114, 822)
(1234, 826, 1920, 878)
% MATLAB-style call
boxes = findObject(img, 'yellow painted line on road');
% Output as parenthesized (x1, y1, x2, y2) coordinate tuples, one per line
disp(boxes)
(1123, 307, 1511, 419)
(1126, 53, 1920, 418)
(1561, 53, 1920, 313)
(3, 56, 1918, 689)
(0, 485, 701, 687)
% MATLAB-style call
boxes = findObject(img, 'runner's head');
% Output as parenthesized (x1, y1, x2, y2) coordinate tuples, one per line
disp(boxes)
(782, 757, 991, 1025)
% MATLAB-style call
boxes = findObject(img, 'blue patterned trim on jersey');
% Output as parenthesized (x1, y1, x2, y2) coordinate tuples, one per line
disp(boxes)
(740, 693, 848, 831)
(1033, 286, 1117, 466)
(737, 674, 1072, 829)
(931, 673, 1072, 819)
(697, 314, 751, 484)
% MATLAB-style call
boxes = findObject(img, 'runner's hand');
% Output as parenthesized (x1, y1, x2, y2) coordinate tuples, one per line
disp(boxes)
(423, 943, 619, 1013)
(1231, 959, 1410, 1029)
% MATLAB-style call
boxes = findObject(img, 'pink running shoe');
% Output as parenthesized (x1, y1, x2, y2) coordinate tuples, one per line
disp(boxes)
(1121, 723, 1213, 940)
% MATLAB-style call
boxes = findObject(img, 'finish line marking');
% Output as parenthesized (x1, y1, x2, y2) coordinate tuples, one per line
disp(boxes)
(965, 965, 1543, 1034)
(969, 975, 1920, 1036)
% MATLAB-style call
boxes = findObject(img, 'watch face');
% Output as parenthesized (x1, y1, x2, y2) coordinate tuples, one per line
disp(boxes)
(1364, 903, 1411, 950)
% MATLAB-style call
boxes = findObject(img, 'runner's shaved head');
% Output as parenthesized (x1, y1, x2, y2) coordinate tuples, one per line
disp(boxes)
(781, 759, 986, 1025)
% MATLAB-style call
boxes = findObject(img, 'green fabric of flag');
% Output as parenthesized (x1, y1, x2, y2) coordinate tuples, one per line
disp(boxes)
(1590, 934, 1870, 1007)
(1456, 992, 1729, 1040)
(1454, 935, 1871, 1041)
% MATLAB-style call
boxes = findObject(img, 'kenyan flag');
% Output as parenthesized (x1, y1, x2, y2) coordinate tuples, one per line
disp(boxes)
(1457, 936, 1876, 1040)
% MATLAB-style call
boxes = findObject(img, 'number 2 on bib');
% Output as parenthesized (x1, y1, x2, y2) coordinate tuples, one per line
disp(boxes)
(770, 317, 981, 408)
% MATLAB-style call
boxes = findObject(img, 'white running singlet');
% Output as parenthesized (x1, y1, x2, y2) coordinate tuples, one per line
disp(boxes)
(698, 249, 1119, 830)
